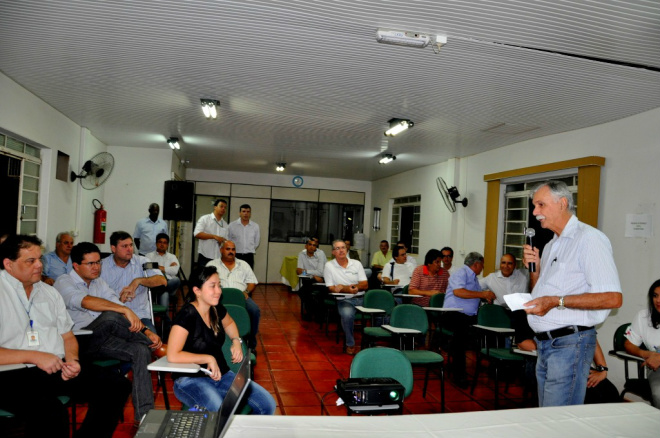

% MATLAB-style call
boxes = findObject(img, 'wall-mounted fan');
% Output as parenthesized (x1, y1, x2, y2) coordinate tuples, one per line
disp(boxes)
(70, 152, 115, 190)
(436, 177, 468, 213)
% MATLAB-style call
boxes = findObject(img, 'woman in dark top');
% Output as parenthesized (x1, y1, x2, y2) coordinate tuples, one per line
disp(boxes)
(167, 266, 275, 414)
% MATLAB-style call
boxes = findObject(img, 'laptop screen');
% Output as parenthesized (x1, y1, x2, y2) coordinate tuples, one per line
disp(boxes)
(212, 349, 252, 438)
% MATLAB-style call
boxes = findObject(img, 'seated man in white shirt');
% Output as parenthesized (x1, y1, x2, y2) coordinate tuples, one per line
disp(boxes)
(146, 233, 181, 309)
(387, 240, 417, 267)
(206, 240, 261, 350)
(380, 246, 414, 293)
(324, 240, 368, 355)
(478, 253, 528, 310)
(297, 239, 325, 321)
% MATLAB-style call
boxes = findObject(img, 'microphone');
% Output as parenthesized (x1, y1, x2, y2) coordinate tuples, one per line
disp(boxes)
(525, 228, 536, 273)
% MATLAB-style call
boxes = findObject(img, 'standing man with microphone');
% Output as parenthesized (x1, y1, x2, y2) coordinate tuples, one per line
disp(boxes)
(522, 180, 622, 407)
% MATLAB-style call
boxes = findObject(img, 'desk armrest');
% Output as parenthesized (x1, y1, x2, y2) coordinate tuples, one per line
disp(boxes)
(609, 350, 645, 363)
(381, 325, 421, 334)
(473, 324, 515, 334)
(355, 306, 386, 314)
(148, 357, 201, 373)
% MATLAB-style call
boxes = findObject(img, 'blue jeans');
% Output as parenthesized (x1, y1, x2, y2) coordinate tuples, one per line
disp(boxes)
(157, 277, 181, 308)
(245, 297, 261, 349)
(174, 372, 276, 415)
(338, 297, 363, 347)
(535, 328, 596, 407)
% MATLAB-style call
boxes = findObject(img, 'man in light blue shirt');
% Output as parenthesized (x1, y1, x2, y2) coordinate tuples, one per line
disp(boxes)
(133, 203, 168, 255)
(54, 241, 159, 422)
(443, 251, 495, 387)
(42, 231, 74, 285)
(101, 231, 166, 333)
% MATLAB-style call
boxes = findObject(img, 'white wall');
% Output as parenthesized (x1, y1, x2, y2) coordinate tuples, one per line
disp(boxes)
(102, 146, 174, 253)
(371, 106, 660, 395)
(0, 72, 107, 249)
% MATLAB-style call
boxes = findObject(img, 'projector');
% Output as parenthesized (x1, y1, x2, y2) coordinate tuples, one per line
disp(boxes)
(336, 378, 404, 407)
(376, 29, 431, 48)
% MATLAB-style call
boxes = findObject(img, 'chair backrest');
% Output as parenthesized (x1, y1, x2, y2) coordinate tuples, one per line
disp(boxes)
(364, 289, 396, 315)
(400, 284, 409, 295)
(391, 304, 428, 334)
(477, 304, 512, 328)
(612, 323, 631, 351)
(350, 347, 414, 398)
(222, 288, 247, 308)
(224, 304, 251, 337)
(429, 293, 444, 308)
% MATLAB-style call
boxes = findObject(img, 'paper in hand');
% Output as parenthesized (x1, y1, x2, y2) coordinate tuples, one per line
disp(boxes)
(503, 293, 534, 311)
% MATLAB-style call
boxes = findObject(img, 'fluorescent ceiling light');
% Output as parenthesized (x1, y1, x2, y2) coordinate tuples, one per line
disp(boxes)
(276, 163, 286, 172)
(376, 28, 431, 48)
(167, 137, 180, 150)
(200, 99, 220, 119)
(379, 153, 396, 164)
(384, 119, 414, 137)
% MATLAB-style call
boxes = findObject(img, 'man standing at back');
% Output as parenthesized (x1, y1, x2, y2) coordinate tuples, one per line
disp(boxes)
(101, 231, 166, 335)
(228, 204, 260, 269)
(0, 235, 129, 438)
(133, 203, 168, 255)
(523, 180, 622, 406)
(194, 198, 228, 268)
(42, 232, 74, 285)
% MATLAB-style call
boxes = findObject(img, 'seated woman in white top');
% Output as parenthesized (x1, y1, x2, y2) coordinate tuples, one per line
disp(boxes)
(624, 278, 660, 408)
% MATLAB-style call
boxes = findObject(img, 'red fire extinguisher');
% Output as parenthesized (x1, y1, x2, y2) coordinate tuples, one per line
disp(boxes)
(93, 199, 107, 244)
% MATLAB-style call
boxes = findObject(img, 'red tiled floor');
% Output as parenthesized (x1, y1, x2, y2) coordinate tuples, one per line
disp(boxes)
(35, 284, 540, 438)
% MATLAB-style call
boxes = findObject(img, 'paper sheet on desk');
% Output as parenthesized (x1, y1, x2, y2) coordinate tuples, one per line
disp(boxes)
(503, 293, 534, 311)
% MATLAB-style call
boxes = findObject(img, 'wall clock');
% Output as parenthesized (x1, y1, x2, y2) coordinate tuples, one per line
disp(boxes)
(292, 176, 304, 187)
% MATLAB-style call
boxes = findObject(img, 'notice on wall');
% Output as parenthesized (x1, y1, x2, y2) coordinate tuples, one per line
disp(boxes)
(625, 214, 653, 238)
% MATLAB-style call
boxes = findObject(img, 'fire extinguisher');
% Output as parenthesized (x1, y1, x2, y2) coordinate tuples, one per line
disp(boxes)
(93, 199, 107, 244)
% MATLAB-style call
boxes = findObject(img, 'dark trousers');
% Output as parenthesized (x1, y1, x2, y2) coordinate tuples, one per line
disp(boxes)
(81, 311, 155, 421)
(444, 311, 477, 380)
(236, 253, 255, 269)
(0, 361, 130, 438)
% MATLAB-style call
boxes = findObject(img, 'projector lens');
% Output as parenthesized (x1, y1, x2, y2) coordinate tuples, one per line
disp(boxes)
(389, 390, 400, 400)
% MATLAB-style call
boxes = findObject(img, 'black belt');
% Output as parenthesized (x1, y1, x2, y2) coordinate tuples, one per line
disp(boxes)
(535, 325, 593, 341)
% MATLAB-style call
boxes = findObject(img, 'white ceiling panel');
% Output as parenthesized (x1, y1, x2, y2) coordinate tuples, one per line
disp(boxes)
(1, 0, 659, 180)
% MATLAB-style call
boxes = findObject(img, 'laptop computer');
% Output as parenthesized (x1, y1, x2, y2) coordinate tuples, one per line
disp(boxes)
(135, 350, 252, 438)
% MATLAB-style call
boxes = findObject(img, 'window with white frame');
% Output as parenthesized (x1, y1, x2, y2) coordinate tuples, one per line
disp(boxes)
(0, 132, 41, 236)
(390, 195, 421, 255)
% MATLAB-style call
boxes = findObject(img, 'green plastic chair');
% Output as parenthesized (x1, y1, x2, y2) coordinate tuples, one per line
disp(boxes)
(391, 305, 445, 405)
(224, 304, 257, 368)
(609, 323, 653, 403)
(427, 293, 446, 351)
(221, 288, 247, 308)
(361, 290, 396, 348)
(349, 347, 413, 415)
(470, 304, 523, 408)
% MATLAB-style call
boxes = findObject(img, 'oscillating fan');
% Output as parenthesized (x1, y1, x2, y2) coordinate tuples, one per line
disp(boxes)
(436, 177, 468, 213)
(70, 152, 115, 190)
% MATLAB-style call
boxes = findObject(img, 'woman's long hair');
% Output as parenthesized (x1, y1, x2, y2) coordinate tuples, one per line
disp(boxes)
(188, 266, 221, 336)
(647, 279, 660, 329)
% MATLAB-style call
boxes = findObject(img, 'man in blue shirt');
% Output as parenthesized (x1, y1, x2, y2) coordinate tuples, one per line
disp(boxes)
(42, 231, 74, 285)
(443, 251, 495, 387)
(54, 241, 159, 423)
(133, 203, 168, 255)
(101, 231, 166, 334)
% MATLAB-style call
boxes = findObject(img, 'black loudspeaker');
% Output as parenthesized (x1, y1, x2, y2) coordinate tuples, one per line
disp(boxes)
(163, 180, 194, 221)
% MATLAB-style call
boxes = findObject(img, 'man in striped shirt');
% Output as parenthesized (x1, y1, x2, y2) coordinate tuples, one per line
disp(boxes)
(523, 180, 622, 407)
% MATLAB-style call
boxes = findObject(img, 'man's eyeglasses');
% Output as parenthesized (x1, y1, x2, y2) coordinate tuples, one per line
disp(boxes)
(80, 261, 102, 266)
(441, 254, 453, 258)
